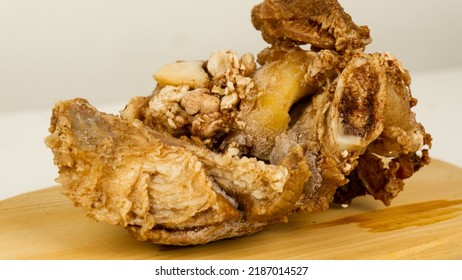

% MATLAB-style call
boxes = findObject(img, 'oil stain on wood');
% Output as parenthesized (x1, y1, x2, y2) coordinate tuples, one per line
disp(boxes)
(313, 199, 462, 232)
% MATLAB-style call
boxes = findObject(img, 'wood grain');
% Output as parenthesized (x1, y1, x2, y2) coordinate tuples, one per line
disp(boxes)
(1, 160, 461, 260)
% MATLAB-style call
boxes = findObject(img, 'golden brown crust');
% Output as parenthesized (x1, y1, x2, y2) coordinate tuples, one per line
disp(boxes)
(127, 218, 279, 246)
(46, 98, 309, 244)
(251, 0, 371, 52)
(46, 0, 431, 245)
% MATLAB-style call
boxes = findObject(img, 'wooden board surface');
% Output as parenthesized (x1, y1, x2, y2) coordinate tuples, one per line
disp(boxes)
(1, 160, 461, 260)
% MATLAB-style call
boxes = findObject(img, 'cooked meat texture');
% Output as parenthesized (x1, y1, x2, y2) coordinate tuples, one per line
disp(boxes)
(271, 53, 431, 211)
(45, 0, 431, 245)
(251, 0, 371, 52)
(45, 98, 309, 245)
(234, 46, 341, 160)
(120, 50, 256, 144)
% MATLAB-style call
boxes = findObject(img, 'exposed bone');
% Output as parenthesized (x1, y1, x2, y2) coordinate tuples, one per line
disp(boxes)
(46, 0, 431, 246)
(271, 53, 430, 211)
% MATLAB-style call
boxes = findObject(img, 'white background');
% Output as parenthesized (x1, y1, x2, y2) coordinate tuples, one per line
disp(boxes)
(1, 0, 462, 200)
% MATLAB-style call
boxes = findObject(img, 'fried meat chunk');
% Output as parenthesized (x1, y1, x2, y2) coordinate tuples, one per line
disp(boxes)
(46, 0, 431, 245)
(46, 99, 308, 245)
(251, 0, 371, 52)
(270, 53, 431, 211)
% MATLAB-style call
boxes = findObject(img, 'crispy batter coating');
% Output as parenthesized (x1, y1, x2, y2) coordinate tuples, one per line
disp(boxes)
(46, 99, 308, 245)
(271, 53, 431, 212)
(46, 0, 431, 245)
(251, 0, 371, 52)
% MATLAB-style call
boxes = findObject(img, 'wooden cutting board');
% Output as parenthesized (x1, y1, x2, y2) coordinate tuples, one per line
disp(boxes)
(1, 160, 461, 260)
